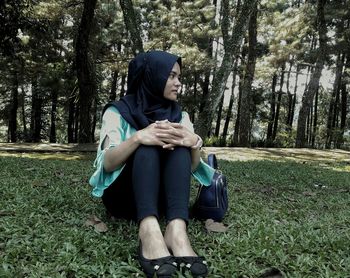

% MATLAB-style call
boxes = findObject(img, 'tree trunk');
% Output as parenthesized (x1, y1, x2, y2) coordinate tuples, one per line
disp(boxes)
(311, 86, 319, 147)
(195, 0, 258, 139)
(272, 64, 285, 141)
(214, 94, 224, 137)
(49, 87, 58, 143)
(30, 79, 42, 143)
(325, 52, 345, 148)
(338, 81, 347, 148)
(266, 74, 277, 144)
(233, 58, 245, 146)
(307, 100, 313, 146)
(285, 61, 293, 130)
(337, 54, 350, 148)
(68, 95, 75, 143)
(119, 74, 127, 98)
(296, 0, 327, 148)
(222, 63, 238, 141)
(238, 5, 258, 146)
(119, 0, 144, 55)
(287, 65, 299, 130)
(8, 71, 19, 142)
(21, 86, 28, 140)
(75, 0, 98, 143)
(109, 70, 119, 101)
(191, 73, 198, 122)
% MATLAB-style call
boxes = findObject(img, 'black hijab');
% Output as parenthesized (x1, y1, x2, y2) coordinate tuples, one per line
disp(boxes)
(104, 51, 182, 130)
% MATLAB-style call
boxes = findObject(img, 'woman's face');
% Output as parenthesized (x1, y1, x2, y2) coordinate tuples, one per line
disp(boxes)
(163, 62, 181, 101)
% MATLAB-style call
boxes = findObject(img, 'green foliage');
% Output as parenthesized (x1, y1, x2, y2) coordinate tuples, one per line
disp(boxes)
(1, 153, 349, 277)
(0, 0, 349, 147)
(204, 136, 227, 147)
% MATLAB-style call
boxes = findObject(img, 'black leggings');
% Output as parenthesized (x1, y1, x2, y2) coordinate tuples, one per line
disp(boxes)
(102, 145, 192, 223)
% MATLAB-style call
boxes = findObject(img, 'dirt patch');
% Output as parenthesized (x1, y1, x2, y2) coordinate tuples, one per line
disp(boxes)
(0, 143, 349, 165)
(201, 147, 350, 164)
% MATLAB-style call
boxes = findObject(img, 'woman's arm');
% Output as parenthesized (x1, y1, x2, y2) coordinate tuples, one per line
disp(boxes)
(103, 123, 170, 172)
(103, 133, 140, 172)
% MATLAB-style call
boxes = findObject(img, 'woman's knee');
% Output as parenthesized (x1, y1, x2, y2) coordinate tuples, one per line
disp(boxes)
(134, 145, 160, 161)
(169, 146, 191, 162)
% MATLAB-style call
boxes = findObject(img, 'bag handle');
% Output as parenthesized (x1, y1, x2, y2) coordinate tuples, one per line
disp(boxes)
(207, 154, 218, 169)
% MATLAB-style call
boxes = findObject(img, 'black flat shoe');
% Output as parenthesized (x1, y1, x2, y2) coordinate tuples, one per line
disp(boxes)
(138, 243, 178, 278)
(176, 256, 208, 277)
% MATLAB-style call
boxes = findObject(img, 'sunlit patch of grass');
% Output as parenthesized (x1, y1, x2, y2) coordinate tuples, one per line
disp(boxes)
(0, 152, 94, 161)
(0, 155, 349, 277)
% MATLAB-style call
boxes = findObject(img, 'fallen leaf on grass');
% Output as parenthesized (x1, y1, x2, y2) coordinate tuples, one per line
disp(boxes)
(85, 215, 108, 233)
(54, 171, 65, 178)
(205, 219, 228, 233)
(0, 211, 15, 217)
(24, 167, 35, 171)
(32, 180, 48, 187)
(302, 191, 316, 197)
(71, 178, 81, 183)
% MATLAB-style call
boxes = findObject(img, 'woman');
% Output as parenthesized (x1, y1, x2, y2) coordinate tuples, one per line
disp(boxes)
(89, 50, 215, 277)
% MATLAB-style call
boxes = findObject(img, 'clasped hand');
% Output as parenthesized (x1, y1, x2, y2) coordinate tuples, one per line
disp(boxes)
(137, 120, 198, 150)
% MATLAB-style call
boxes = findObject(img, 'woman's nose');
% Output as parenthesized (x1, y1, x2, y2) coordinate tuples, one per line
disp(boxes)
(175, 78, 181, 86)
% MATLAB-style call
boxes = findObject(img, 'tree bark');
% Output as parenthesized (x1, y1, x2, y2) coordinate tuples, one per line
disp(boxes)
(30, 78, 42, 143)
(272, 64, 285, 141)
(119, 74, 127, 98)
(296, 0, 327, 148)
(67, 85, 78, 143)
(21, 86, 28, 140)
(286, 61, 293, 130)
(49, 87, 58, 143)
(287, 65, 299, 130)
(195, 0, 258, 139)
(266, 73, 277, 144)
(119, 0, 144, 55)
(8, 71, 19, 142)
(325, 52, 345, 148)
(233, 75, 243, 146)
(338, 81, 347, 148)
(338, 54, 350, 147)
(222, 62, 238, 141)
(238, 5, 258, 146)
(311, 86, 319, 147)
(214, 94, 224, 137)
(75, 0, 98, 143)
(109, 70, 119, 101)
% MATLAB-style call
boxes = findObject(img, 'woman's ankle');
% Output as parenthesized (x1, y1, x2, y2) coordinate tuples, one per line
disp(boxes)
(164, 219, 197, 257)
(138, 216, 171, 259)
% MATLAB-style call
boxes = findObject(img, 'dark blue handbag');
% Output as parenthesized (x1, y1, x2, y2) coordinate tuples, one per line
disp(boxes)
(193, 154, 228, 222)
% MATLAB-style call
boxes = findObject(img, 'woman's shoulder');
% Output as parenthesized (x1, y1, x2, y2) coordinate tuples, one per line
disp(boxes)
(181, 111, 190, 118)
(102, 105, 126, 126)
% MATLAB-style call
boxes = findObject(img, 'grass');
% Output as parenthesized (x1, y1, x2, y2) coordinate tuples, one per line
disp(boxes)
(0, 152, 349, 277)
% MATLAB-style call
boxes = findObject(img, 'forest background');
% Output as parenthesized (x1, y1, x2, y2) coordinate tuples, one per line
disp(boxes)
(1, 0, 349, 149)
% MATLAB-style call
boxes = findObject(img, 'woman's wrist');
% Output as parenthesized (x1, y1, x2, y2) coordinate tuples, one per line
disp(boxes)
(133, 131, 143, 145)
(191, 134, 203, 149)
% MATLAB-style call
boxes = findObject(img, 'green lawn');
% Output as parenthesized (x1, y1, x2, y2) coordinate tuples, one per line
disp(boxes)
(0, 152, 349, 277)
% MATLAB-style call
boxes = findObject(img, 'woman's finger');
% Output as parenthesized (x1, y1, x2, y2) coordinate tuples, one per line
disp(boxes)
(162, 143, 175, 150)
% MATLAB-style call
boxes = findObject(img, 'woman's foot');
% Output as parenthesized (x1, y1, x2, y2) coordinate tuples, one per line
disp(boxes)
(139, 216, 171, 259)
(164, 219, 208, 277)
(138, 216, 177, 277)
(164, 219, 196, 257)
(138, 242, 177, 278)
